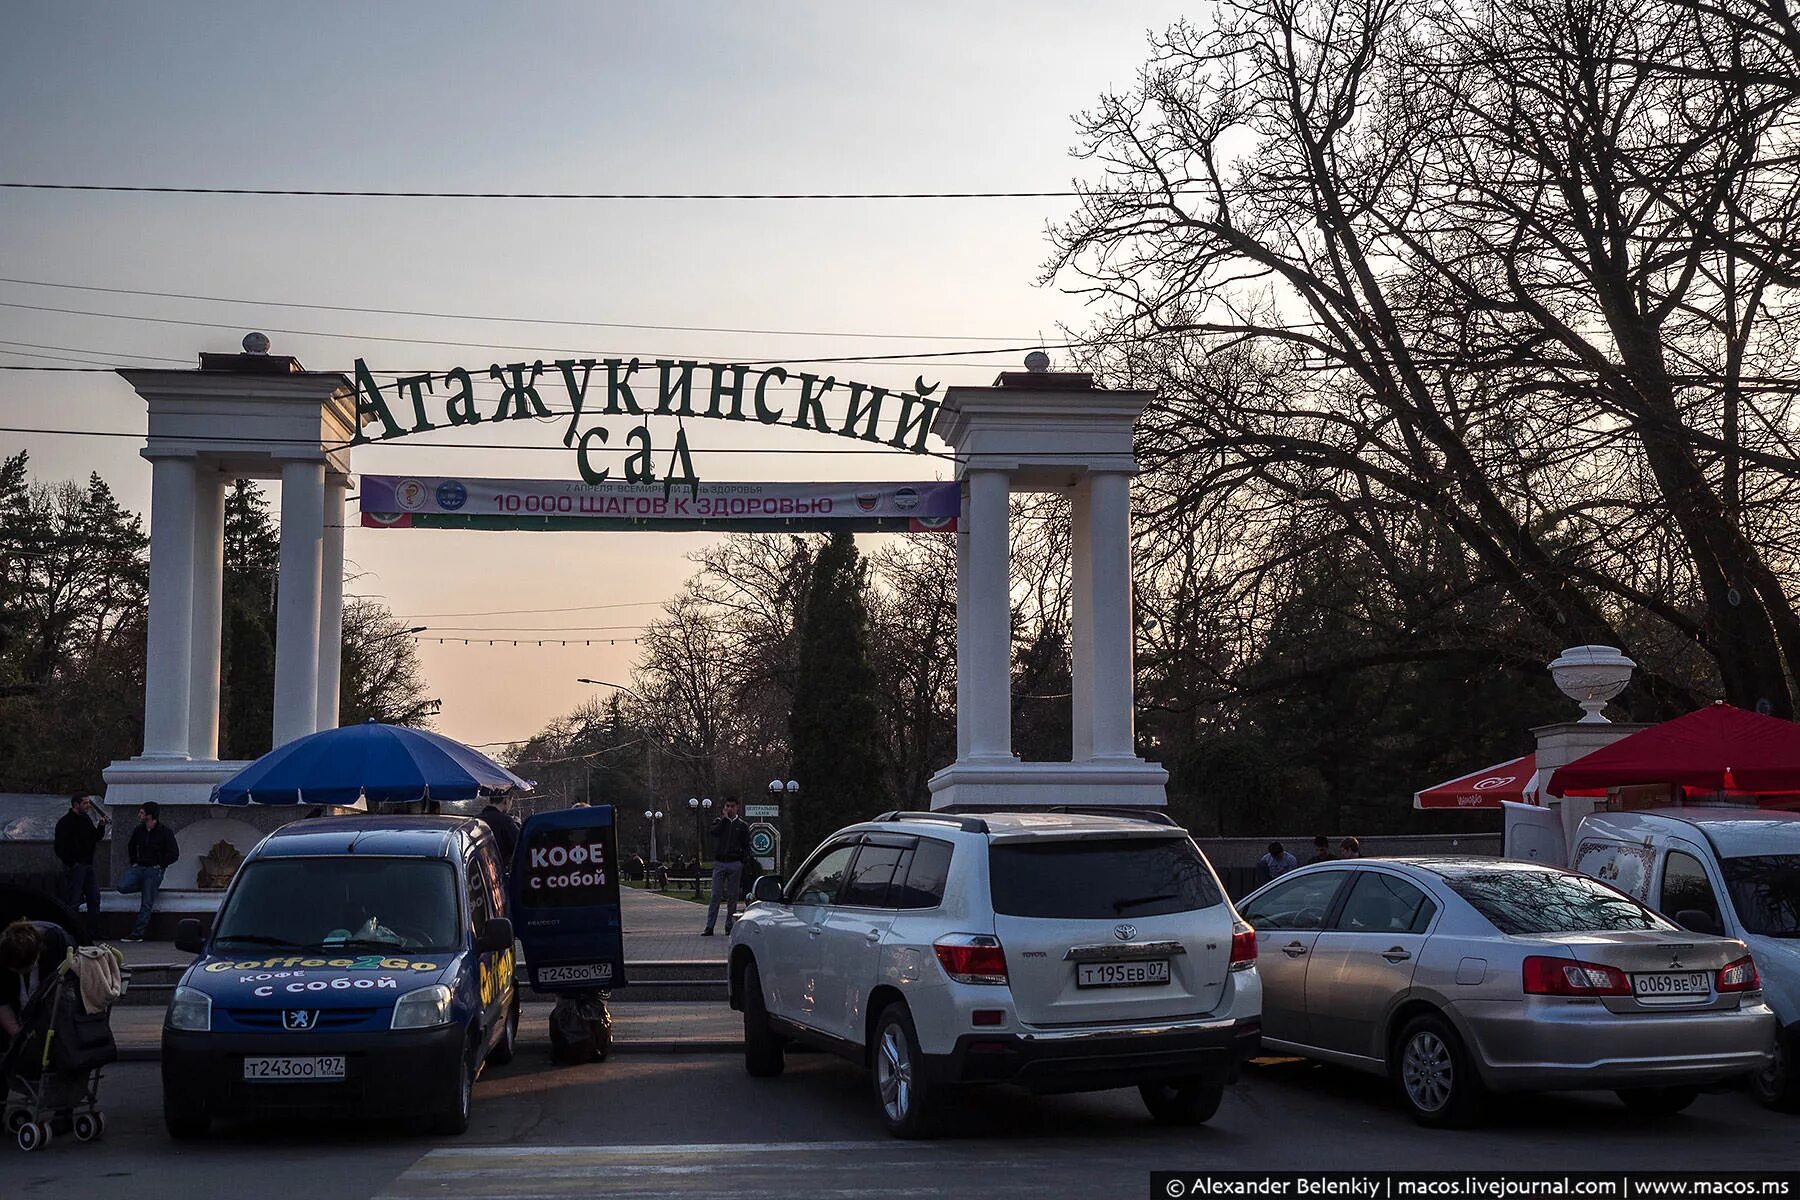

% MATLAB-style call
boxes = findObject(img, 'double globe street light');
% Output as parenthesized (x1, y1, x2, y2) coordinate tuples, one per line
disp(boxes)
(687, 797, 712, 898)
(642, 808, 665, 867)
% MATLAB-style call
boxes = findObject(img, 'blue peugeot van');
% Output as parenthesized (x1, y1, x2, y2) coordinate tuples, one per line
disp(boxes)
(160, 816, 519, 1137)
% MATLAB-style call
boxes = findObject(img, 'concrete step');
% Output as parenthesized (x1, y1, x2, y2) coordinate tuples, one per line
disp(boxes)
(117, 958, 728, 1006)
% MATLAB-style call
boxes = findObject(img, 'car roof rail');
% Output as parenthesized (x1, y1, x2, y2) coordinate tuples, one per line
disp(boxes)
(871, 810, 990, 834)
(937, 804, 1180, 828)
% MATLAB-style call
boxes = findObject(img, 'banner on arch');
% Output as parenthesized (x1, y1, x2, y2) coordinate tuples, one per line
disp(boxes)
(360, 476, 959, 533)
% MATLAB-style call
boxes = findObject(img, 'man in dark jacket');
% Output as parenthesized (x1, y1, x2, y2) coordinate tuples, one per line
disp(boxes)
(117, 802, 179, 942)
(703, 797, 753, 936)
(478, 794, 521, 869)
(54, 794, 109, 923)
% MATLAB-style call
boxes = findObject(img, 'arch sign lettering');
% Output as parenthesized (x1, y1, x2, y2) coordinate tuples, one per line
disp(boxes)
(351, 356, 958, 532)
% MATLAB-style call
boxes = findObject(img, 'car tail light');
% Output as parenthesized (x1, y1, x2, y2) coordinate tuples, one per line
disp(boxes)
(971, 1009, 1006, 1026)
(1522, 954, 1630, 996)
(1718, 955, 1760, 993)
(933, 934, 1008, 985)
(1229, 922, 1257, 971)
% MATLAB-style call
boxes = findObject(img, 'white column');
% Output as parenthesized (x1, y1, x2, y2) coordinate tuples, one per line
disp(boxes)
(272, 459, 326, 747)
(1069, 478, 1095, 760)
(963, 469, 1013, 760)
(954, 489, 973, 760)
(315, 475, 348, 732)
(186, 471, 225, 760)
(142, 456, 198, 759)
(1087, 471, 1137, 760)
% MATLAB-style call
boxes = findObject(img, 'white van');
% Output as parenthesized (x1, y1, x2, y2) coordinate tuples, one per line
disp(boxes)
(1505, 803, 1800, 1109)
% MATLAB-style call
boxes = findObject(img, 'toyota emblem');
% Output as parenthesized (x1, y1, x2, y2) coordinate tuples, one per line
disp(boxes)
(1113, 923, 1137, 942)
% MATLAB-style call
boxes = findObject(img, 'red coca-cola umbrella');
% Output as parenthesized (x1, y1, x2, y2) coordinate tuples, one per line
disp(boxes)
(1547, 702, 1800, 797)
(1414, 754, 1540, 810)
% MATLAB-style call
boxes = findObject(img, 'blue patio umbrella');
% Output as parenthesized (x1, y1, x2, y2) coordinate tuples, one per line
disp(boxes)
(212, 720, 532, 806)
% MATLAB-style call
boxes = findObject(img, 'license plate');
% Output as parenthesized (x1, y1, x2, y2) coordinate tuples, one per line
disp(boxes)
(1076, 960, 1170, 988)
(537, 962, 614, 985)
(1632, 971, 1711, 999)
(242, 1056, 346, 1081)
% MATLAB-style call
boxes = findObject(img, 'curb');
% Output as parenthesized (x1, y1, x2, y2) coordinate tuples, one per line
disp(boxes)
(116, 1039, 743, 1064)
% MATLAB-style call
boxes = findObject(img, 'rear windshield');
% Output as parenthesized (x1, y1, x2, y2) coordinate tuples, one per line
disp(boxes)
(1443, 868, 1674, 935)
(988, 837, 1223, 919)
(1721, 855, 1800, 936)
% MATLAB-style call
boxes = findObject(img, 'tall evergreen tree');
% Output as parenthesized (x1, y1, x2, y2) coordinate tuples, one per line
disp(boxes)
(220, 481, 279, 760)
(787, 531, 884, 861)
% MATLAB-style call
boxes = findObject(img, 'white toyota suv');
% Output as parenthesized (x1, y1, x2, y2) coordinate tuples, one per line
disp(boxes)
(727, 810, 1262, 1137)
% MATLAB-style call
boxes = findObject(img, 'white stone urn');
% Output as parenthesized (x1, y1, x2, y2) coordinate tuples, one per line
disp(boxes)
(1548, 645, 1637, 723)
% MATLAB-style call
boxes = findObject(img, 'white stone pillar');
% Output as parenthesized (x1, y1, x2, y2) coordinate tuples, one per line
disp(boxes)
(315, 475, 348, 732)
(142, 456, 198, 759)
(272, 460, 326, 747)
(964, 469, 1013, 760)
(1087, 471, 1137, 760)
(954, 489, 974, 760)
(1069, 478, 1096, 761)
(186, 471, 226, 760)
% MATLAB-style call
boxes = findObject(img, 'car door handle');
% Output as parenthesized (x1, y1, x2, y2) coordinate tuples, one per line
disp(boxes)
(1282, 941, 1308, 957)
(1381, 947, 1412, 962)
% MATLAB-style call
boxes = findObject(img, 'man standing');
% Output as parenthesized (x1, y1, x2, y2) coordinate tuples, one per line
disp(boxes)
(1254, 841, 1299, 886)
(54, 794, 109, 927)
(703, 796, 752, 936)
(478, 793, 522, 870)
(117, 803, 179, 942)
(1307, 835, 1335, 865)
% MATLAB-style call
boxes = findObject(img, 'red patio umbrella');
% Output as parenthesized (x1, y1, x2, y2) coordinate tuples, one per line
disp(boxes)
(1414, 754, 1539, 810)
(1547, 702, 1800, 797)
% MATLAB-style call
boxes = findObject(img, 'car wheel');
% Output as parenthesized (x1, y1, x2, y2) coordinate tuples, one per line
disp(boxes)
(1616, 1086, 1699, 1117)
(163, 1098, 209, 1140)
(430, 1033, 477, 1135)
(488, 996, 520, 1067)
(1394, 1013, 1484, 1128)
(1749, 1032, 1800, 1111)
(1139, 1078, 1226, 1125)
(871, 1003, 940, 1140)
(743, 960, 785, 1078)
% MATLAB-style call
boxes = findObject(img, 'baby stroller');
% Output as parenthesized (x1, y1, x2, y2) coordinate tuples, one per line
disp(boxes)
(2, 953, 119, 1152)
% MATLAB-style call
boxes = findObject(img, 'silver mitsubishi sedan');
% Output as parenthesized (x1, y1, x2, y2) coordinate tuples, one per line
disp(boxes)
(1238, 857, 1776, 1127)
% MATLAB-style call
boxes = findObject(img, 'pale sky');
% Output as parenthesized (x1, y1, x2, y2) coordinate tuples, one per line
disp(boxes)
(0, 1, 1185, 746)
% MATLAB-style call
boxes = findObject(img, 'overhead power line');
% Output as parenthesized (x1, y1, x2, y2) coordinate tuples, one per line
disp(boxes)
(0, 299, 1052, 367)
(0, 423, 962, 458)
(0, 277, 1031, 342)
(396, 601, 664, 618)
(2, 182, 1091, 200)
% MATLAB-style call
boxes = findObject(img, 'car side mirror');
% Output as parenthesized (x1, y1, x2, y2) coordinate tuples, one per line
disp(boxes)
(173, 918, 205, 956)
(477, 917, 514, 954)
(751, 875, 786, 905)
(1674, 909, 1722, 936)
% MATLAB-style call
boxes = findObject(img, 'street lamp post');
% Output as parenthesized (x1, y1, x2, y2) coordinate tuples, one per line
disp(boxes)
(642, 808, 664, 877)
(688, 796, 712, 899)
(769, 778, 798, 873)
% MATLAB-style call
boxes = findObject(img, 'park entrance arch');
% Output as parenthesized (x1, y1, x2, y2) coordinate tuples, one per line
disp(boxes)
(102, 337, 1167, 864)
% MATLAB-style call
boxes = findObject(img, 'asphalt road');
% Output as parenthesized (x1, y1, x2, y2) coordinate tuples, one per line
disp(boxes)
(9, 1049, 1796, 1199)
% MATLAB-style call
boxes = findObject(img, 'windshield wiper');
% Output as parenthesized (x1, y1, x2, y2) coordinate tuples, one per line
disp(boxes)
(1114, 893, 1179, 912)
(306, 938, 415, 953)
(212, 934, 304, 948)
